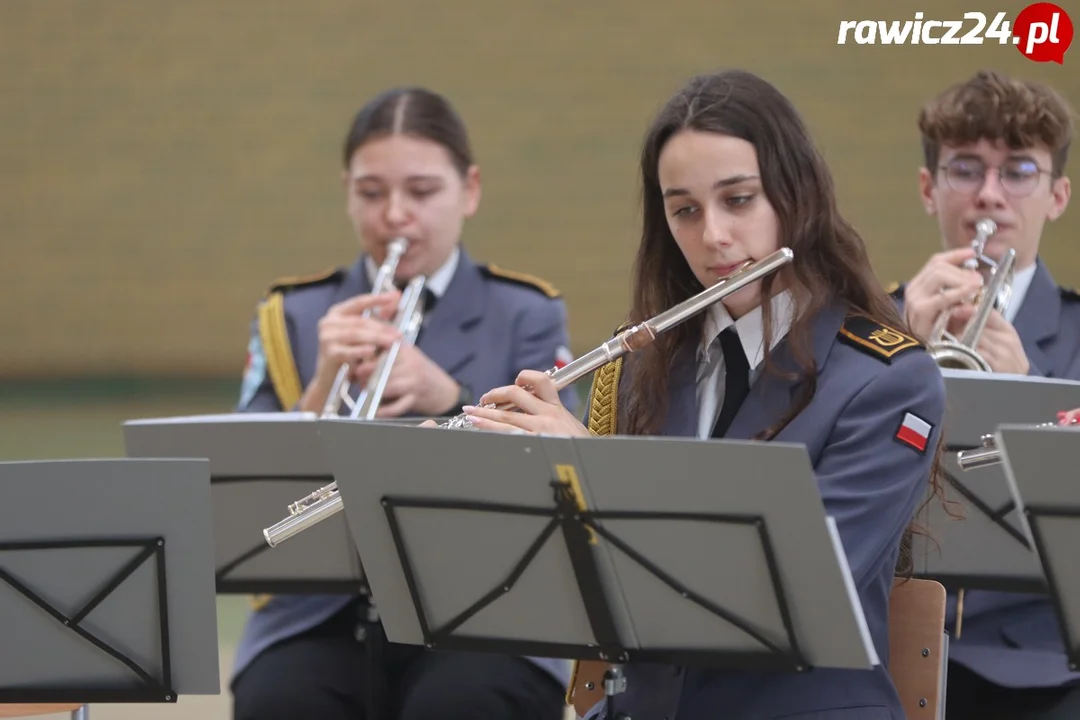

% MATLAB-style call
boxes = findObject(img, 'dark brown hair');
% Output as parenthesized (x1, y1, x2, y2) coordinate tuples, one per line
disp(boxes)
(919, 70, 1075, 178)
(622, 69, 946, 575)
(342, 87, 475, 176)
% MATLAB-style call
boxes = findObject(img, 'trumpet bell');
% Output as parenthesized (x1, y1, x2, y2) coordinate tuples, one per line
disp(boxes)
(927, 340, 992, 372)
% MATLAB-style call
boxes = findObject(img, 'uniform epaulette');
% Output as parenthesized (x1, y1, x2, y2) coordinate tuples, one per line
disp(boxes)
(1061, 286, 1080, 302)
(266, 267, 344, 296)
(838, 315, 922, 364)
(480, 264, 561, 298)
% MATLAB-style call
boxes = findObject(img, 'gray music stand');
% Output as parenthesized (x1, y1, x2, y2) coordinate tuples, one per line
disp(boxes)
(0, 458, 219, 705)
(316, 419, 880, 713)
(122, 412, 450, 595)
(912, 371, 1080, 592)
(122, 411, 355, 594)
(995, 424, 1080, 670)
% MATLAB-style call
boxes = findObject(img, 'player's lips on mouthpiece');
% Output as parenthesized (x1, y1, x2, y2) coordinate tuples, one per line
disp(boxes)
(709, 260, 752, 278)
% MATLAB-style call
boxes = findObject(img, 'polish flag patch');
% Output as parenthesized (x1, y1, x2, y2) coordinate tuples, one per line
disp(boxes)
(554, 345, 574, 369)
(895, 412, 932, 453)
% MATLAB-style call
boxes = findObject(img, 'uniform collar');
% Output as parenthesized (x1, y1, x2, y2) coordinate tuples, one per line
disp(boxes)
(364, 246, 461, 299)
(698, 289, 798, 370)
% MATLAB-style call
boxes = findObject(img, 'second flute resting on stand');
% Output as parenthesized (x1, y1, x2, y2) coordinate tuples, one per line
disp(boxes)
(261, 248, 794, 547)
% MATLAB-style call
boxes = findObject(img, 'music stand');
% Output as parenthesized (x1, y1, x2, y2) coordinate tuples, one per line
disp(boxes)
(316, 420, 880, 714)
(0, 458, 219, 704)
(995, 423, 1080, 670)
(912, 371, 1080, 592)
(122, 412, 452, 595)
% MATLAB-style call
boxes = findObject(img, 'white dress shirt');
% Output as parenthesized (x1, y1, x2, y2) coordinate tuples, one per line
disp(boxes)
(695, 290, 797, 439)
(1002, 261, 1036, 324)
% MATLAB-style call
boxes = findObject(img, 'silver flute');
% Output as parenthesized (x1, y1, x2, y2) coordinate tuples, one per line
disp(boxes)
(440, 247, 795, 429)
(262, 247, 794, 547)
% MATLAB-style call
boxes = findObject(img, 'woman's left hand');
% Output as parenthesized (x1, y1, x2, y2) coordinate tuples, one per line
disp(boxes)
(463, 370, 591, 437)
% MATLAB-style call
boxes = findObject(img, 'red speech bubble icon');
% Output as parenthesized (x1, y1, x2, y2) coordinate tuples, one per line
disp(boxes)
(1013, 2, 1073, 64)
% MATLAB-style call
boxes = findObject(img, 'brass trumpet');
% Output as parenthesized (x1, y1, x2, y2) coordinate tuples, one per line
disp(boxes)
(262, 247, 795, 546)
(927, 218, 1016, 372)
(262, 239, 427, 549)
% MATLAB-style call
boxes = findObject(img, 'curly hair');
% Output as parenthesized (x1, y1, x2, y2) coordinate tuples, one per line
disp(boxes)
(918, 70, 1075, 177)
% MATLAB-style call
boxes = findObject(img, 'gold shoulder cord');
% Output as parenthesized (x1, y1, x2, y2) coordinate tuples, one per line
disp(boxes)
(256, 292, 304, 411)
(565, 357, 623, 708)
(249, 293, 304, 613)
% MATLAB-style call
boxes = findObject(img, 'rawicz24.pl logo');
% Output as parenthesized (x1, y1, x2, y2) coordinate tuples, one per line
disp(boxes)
(837, 3, 1074, 64)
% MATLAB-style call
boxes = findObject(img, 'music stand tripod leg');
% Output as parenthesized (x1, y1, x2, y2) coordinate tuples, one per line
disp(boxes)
(72, 706, 90, 720)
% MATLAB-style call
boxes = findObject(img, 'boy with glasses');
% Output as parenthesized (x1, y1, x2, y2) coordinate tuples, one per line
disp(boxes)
(892, 70, 1080, 719)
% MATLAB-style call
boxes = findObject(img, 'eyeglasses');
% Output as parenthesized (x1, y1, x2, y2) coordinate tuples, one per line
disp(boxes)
(939, 157, 1051, 198)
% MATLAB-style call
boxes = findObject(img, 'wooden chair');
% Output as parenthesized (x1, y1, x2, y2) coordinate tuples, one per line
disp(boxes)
(566, 660, 609, 718)
(0, 705, 88, 719)
(888, 577, 948, 720)
(566, 578, 949, 719)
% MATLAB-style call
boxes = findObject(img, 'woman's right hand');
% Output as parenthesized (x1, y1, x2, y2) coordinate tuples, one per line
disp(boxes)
(312, 291, 403, 387)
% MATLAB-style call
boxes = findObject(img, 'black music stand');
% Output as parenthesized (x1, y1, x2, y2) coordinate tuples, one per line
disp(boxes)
(0, 458, 219, 705)
(316, 420, 880, 718)
(913, 371, 1080, 593)
(996, 423, 1080, 670)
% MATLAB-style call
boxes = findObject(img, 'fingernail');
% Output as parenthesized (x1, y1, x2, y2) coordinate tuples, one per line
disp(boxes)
(462, 405, 476, 413)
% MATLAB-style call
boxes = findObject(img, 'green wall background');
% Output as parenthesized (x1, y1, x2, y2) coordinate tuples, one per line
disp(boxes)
(2, 0, 1077, 382)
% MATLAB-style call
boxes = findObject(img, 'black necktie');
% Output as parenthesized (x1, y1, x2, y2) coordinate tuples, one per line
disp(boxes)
(711, 327, 750, 439)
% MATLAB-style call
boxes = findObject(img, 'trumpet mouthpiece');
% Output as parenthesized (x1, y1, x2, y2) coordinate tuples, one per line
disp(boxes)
(975, 218, 997, 237)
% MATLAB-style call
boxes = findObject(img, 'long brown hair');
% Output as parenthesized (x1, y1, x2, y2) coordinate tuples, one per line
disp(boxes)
(621, 69, 944, 574)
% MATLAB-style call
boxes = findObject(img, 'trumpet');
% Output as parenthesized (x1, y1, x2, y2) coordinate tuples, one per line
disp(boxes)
(322, 237, 428, 420)
(957, 416, 1080, 471)
(262, 239, 427, 549)
(927, 218, 1016, 372)
(262, 247, 795, 546)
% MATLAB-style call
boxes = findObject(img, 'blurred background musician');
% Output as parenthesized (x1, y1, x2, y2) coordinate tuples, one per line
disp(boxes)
(229, 86, 576, 720)
(892, 70, 1080, 720)
(463, 68, 948, 720)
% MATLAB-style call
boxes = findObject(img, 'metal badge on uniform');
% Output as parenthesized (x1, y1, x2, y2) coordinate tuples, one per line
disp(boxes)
(238, 335, 267, 410)
(895, 411, 932, 453)
(555, 345, 574, 369)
